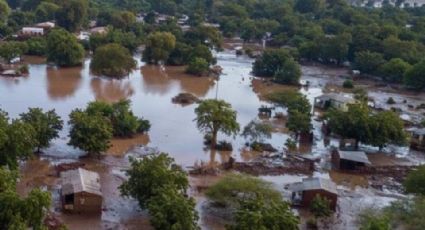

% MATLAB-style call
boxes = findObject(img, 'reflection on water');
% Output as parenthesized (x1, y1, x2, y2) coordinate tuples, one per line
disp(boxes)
(90, 78, 134, 102)
(46, 66, 82, 100)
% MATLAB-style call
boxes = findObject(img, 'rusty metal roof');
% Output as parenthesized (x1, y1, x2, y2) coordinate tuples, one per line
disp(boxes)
(289, 177, 338, 195)
(60, 168, 102, 196)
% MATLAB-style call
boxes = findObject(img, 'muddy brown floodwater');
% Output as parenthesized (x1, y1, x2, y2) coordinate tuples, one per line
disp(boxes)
(2, 50, 424, 229)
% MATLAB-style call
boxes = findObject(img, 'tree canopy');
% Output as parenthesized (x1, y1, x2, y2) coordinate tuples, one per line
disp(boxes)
(20, 108, 63, 153)
(47, 29, 85, 67)
(90, 43, 136, 77)
(142, 32, 176, 64)
(194, 99, 240, 149)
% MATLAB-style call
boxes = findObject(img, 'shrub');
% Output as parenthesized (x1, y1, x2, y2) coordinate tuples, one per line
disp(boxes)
(343, 79, 354, 88)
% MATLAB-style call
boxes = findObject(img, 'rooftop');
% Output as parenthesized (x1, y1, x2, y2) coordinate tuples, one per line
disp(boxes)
(337, 150, 371, 164)
(316, 93, 355, 104)
(411, 127, 425, 136)
(60, 168, 102, 196)
(288, 177, 338, 194)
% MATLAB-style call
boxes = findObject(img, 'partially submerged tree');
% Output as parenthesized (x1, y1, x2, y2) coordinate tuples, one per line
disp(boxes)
(47, 28, 85, 67)
(0, 167, 51, 230)
(68, 109, 113, 156)
(252, 48, 294, 77)
(273, 58, 301, 85)
(186, 57, 209, 76)
(120, 153, 189, 209)
(0, 41, 27, 63)
(227, 196, 299, 230)
(242, 120, 273, 143)
(148, 186, 199, 230)
(90, 43, 136, 77)
(20, 108, 63, 153)
(194, 99, 240, 149)
(0, 110, 37, 169)
(142, 32, 176, 64)
(206, 173, 282, 208)
(286, 109, 312, 140)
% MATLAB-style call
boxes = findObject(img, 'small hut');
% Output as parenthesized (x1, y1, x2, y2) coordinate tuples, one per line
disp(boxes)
(331, 149, 371, 171)
(314, 93, 355, 111)
(409, 128, 425, 151)
(60, 168, 102, 214)
(288, 177, 338, 210)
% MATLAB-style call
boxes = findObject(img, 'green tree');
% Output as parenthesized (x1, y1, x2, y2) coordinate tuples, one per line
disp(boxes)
(326, 103, 370, 148)
(68, 109, 113, 156)
(194, 99, 240, 149)
(47, 28, 85, 67)
(273, 58, 301, 85)
(85, 100, 150, 137)
(242, 120, 273, 143)
(367, 111, 406, 150)
(148, 186, 199, 230)
(286, 109, 312, 140)
(25, 37, 47, 56)
(353, 51, 385, 75)
(0, 111, 37, 169)
(252, 48, 293, 77)
(120, 153, 189, 209)
(310, 194, 332, 219)
(0, 41, 28, 63)
(384, 197, 425, 230)
(0, 0, 11, 23)
(266, 90, 311, 115)
(359, 209, 390, 230)
(55, 0, 88, 32)
(404, 59, 425, 90)
(403, 165, 425, 196)
(295, 0, 325, 13)
(227, 196, 299, 230)
(90, 43, 136, 77)
(206, 174, 282, 207)
(20, 108, 63, 153)
(0, 168, 51, 230)
(379, 58, 411, 83)
(35, 1, 59, 22)
(186, 57, 209, 76)
(142, 32, 176, 64)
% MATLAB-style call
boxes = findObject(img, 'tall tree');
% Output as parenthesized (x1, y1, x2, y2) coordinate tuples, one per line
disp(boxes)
(120, 153, 189, 209)
(194, 99, 240, 149)
(68, 109, 113, 156)
(0, 168, 51, 230)
(142, 32, 176, 64)
(90, 43, 136, 77)
(404, 59, 425, 90)
(0, 0, 10, 23)
(20, 108, 63, 153)
(47, 29, 85, 67)
(227, 196, 299, 230)
(55, 0, 88, 32)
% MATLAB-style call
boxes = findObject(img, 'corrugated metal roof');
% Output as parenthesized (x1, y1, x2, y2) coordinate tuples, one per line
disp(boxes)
(338, 150, 371, 164)
(60, 168, 102, 196)
(289, 177, 338, 194)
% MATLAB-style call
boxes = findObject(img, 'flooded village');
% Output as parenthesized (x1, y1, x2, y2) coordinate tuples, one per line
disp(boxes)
(1, 0, 425, 229)
(1, 46, 424, 229)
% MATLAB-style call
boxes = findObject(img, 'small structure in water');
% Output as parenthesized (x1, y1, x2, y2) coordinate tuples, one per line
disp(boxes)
(409, 127, 425, 151)
(258, 106, 273, 118)
(331, 149, 371, 171)
(60, 168, 102, 214)
(288, 177, 338, 210)
(314, 93, 355, 111)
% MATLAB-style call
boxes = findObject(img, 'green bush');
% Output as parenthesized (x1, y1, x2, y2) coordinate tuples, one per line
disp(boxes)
(343, 79, 354, 88)
(186, 57, 209, 76)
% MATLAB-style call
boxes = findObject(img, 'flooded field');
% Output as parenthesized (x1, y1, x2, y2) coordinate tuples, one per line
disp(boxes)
(2, 50, 424, 229)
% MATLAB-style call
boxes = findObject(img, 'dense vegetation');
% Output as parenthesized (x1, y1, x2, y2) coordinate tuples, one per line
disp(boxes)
(1, 0, 424, 88)
(90, 43, 136, 77)
(120, 153, 199, 230)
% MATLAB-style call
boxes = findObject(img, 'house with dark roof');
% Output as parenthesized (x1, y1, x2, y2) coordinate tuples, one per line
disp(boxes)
(288, 177, 338, 210)
(331, 149, 371, 171)
(60, 168, 102, 214)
